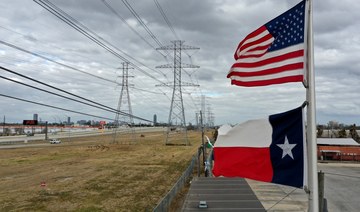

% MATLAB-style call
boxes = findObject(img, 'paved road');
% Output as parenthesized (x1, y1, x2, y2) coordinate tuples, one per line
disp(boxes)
(248, 163, 360, 211)
(318, 163, 360, 212)
(0, 127, 166, 144)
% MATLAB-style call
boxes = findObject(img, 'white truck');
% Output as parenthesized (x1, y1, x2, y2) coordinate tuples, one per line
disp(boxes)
(49, 139, 61, 144)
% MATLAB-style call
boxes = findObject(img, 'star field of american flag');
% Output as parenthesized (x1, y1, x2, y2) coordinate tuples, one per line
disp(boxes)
(265, 0, 305, 52)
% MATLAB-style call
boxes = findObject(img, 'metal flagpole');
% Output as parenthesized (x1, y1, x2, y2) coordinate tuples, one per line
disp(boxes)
(306, 0, 319, 211)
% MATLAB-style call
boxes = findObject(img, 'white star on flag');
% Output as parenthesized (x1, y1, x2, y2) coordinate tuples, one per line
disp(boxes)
(277, 136, 297, 159)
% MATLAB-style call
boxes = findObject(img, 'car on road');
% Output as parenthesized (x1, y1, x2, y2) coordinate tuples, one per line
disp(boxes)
(26, 132, 34, 136)
(49, 139, 61, 144)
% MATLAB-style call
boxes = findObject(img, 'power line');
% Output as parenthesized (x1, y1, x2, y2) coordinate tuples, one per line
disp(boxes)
(0, 75, 121, 117)
(34, 0, 128, 60)
(0, 93, 114, 121)
(0, 25, 37, 42)
(131, 87, 169, 110)
(34, 0, 170, 87)
(0, 46, 196, 114)
(0, 40, 119, 85)
(0, 66, 151, 122)
(101, 0, 166, 58)
(153, 0, 179, 40)
(0, 24, 116, 69)
(184, 92, 200, 111)
(151, 0, 198, 80)
(122, 0, 164, 47)
(120, 0, 175, 65)
(101, 0, 170, 81)
(131, 86, 166, 95)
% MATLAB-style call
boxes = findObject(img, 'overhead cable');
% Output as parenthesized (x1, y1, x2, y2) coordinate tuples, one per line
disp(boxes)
(153, 0, 179, 40)
(0, 40, 119, 85)
(122, 0, 164, 47)
(0, 66, 151, 122)
(0, 93, 114, 121)
(101, 0, 166, 58)
(34, 0, 170, 87)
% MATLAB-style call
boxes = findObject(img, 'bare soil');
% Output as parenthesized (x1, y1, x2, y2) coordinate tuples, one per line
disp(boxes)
(0, 130, 208, 211)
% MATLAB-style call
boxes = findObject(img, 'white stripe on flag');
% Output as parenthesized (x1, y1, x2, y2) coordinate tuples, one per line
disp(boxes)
(229, 69, 303, 82)
(238, 34, 274, 56)
(215, 119, 272, 148)
(231, 57, 304, 73)
(236, 44, 304, 64)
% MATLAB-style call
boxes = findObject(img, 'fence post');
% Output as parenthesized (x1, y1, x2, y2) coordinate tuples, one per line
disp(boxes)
(197, 147, 201, 177)
(153, 156, 196, 212)
(318, 171, 325, 212)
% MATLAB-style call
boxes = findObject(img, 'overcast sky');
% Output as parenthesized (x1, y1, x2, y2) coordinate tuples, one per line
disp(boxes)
(0, 0, 359, 126)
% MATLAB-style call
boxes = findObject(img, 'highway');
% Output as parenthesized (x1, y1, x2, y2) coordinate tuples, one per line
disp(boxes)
(0, 126, 166, 147)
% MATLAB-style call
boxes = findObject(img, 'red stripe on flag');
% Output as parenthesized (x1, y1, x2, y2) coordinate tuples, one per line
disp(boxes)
(234, 26, 268, 60)
(228, 63, 303, 77)
(238, 44, 272, 59)
(239, 33, 273, 54)
(231, 50, 304, 69)
(230, 75, 304, 87)
(212, 147, 273, 182)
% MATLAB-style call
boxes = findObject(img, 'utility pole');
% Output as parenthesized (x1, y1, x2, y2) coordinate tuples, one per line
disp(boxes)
(45, 121, 48, 140)
(156, 40, 199, 145)
(2, 115, 5, 135)
(113, 62, 136, 144)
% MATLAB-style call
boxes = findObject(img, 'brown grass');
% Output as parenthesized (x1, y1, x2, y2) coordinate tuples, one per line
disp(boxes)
(0, 130, 210, 211)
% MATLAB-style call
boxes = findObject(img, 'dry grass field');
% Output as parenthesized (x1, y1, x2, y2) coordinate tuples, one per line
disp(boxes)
(0, 130, 210, 211)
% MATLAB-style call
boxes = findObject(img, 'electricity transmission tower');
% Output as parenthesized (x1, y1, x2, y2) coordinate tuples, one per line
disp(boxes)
(207, 105, 215, 128)
(201, 95, 206, 127)
(113, 62, 136, 144)
(156, 40, 199, 145)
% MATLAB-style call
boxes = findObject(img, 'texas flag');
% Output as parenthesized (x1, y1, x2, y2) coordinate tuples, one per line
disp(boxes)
(212, 107, 307, 188)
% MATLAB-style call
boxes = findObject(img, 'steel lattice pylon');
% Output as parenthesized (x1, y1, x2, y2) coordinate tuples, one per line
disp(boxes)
(156, 40, 199, 145)
(113, 62, 136, 144)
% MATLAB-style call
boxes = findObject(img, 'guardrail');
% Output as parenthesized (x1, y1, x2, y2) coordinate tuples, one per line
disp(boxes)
(152, 155, 196, 212)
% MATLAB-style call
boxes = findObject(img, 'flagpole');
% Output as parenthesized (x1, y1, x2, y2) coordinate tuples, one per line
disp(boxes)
(306, 0, 319, 211)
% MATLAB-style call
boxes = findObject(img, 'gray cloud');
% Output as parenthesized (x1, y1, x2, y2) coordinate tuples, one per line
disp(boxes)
(0, 0, 359, 126)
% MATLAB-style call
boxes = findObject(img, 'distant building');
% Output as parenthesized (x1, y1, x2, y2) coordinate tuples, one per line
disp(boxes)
(317, 138, 360, 161)
(77, 120, 87, 125)
(33, 114, 38, 121)
(153, 114, 157, 126)
(67, 117, 71, 125)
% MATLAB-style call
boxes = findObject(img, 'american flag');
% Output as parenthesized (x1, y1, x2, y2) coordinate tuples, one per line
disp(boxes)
(227, 0, 306, 87)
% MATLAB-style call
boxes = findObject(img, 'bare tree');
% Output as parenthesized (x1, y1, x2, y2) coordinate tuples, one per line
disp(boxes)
(350, 124, 360, 143)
